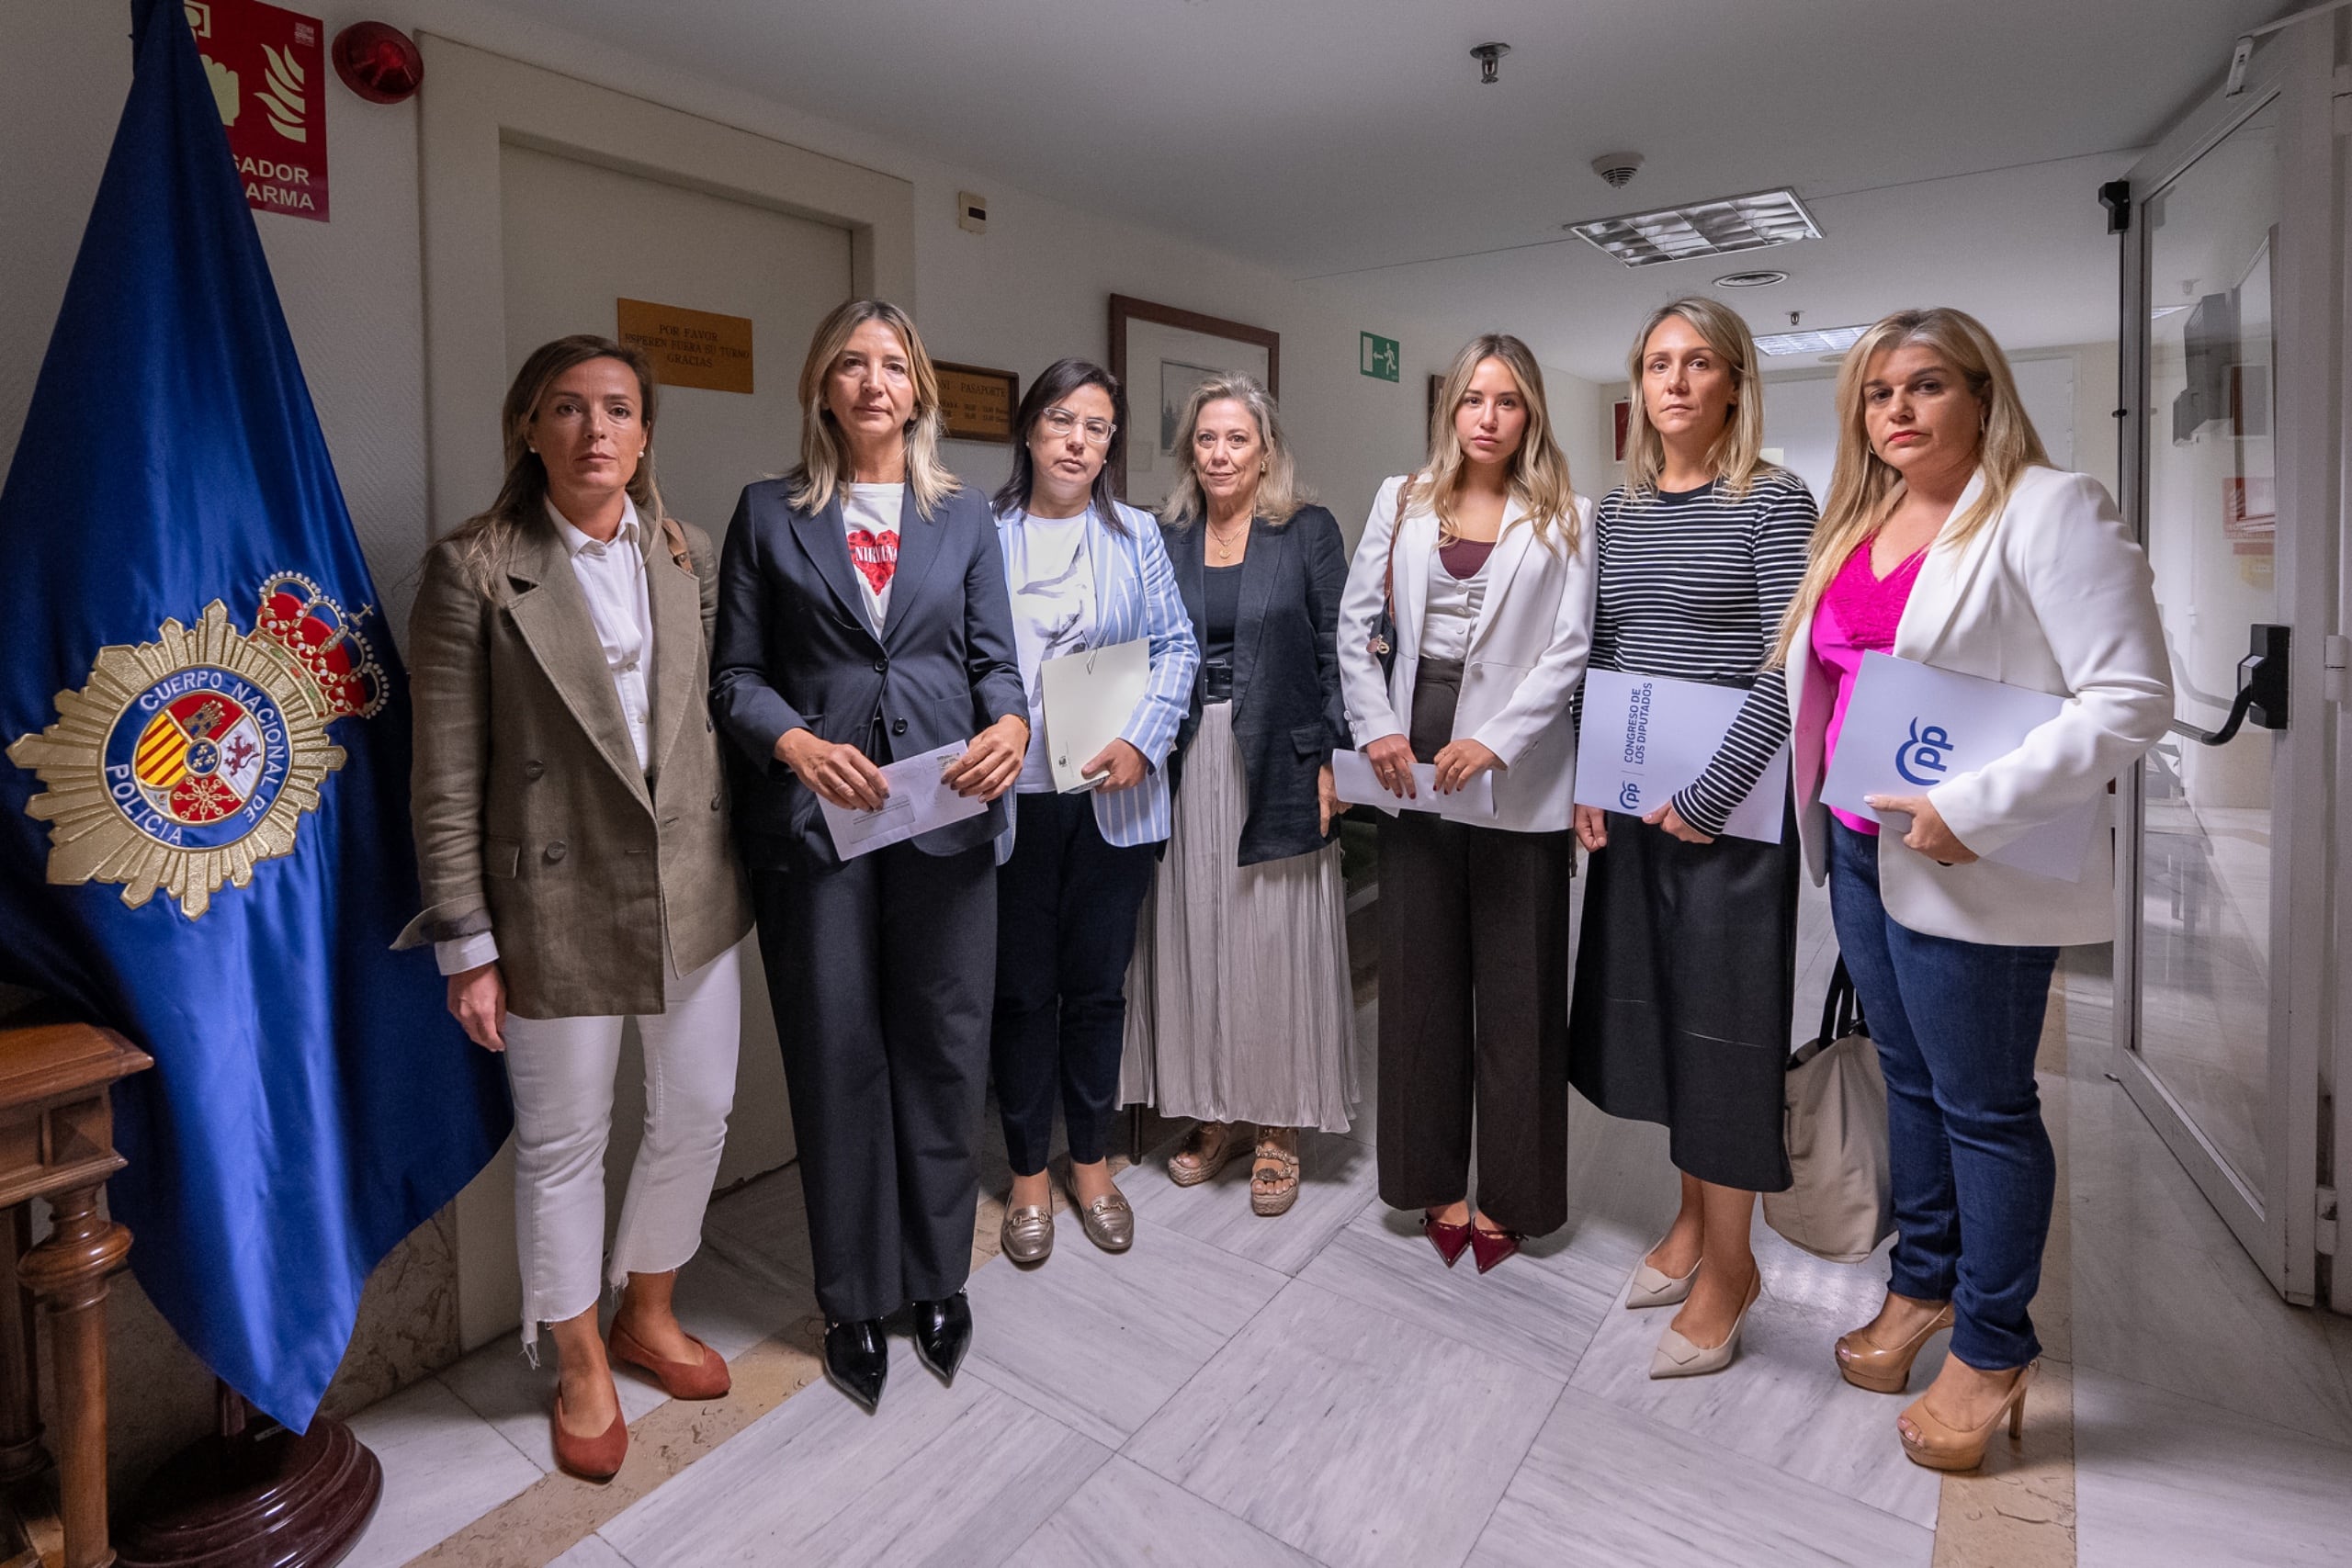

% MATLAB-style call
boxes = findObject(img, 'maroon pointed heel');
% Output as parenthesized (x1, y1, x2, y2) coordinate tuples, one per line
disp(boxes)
(1468, 1224, 1523, 1274)
(1423, 1211, 1473, 1267)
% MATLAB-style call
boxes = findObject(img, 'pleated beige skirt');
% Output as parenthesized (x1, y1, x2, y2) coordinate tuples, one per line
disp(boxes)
(1121, 701, 1358, 1132)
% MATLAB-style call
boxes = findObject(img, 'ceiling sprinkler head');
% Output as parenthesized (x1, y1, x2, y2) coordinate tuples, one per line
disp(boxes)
(1471, 42, 1511, 85)
(1591, 152, 1645, 189)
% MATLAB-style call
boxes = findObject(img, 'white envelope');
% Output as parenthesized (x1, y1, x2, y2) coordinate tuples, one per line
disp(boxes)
(1818, 651, 2098, 882)
(1571, 668, 1789, 844)
(1332, 749, 1498, 822)
(819, 739, 988, 860)
(1040, 638, 1151, 794)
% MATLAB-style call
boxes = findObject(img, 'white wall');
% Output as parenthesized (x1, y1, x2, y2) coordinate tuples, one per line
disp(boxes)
(1759, 340, 2120, 508)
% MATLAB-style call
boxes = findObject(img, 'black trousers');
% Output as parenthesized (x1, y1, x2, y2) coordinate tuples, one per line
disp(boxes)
(1375, 813, 1577, 1235)
(752, 841, 995, 1324)
(991, 792, 1158, 1174)
(1375, 654, 1574, 1235)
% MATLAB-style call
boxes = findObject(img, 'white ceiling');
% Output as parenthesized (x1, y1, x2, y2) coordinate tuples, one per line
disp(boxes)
(492, 0, 2287, 378)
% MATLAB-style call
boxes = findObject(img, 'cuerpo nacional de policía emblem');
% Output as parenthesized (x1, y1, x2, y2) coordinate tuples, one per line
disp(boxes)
(7, 573, 384, 918)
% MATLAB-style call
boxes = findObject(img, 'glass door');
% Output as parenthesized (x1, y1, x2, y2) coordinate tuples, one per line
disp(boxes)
(2117, 39, 2335, 1304)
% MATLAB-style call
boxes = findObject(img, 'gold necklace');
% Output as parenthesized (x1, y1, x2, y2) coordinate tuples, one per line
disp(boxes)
(1208, 520, 1248, 561)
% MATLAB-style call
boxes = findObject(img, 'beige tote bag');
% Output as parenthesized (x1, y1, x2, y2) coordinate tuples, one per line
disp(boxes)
(1764, 959, 1894, 1264)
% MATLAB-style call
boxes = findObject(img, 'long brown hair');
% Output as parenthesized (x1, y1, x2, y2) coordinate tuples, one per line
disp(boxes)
(442, 334, 662, 592)
(1159, 373, 1310, 530)
(1620, 297, 1777, 499)
(786, 299, 960, 519)
(1404, 333, 1579, 551)
(1769, 307, 2050, 666)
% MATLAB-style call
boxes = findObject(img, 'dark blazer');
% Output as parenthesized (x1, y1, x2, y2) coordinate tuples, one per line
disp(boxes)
(1166, 503, 1351, 865)
(396, 512, 752, 1018)
(711, 477, 1024, 874)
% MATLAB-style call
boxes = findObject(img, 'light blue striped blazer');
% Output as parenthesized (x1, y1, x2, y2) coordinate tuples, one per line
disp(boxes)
(995, 500, 1200, 855)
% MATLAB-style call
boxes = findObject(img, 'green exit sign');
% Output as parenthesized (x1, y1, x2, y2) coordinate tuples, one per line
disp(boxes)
(1360, 333, 1400, 382)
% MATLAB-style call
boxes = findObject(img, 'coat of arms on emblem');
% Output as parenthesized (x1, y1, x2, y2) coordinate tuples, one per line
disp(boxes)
(7, 573, 385, 918)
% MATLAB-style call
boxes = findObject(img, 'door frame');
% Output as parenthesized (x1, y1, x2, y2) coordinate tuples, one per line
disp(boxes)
(2113, 29, 2340, 1307)
(415, 36, 917, 1347)
(416, 34, 916, 545)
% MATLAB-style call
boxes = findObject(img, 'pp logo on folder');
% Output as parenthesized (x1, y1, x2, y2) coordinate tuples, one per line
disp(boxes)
(1894, 718, 1955, 786)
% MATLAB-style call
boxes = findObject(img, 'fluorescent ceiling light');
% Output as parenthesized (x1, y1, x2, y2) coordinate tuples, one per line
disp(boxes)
(1568, 187, 1823, 268)
(1755, 324, 1868, 356)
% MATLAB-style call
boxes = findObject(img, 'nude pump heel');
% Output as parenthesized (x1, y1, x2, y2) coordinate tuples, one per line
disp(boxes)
(1835, 1301, 1954, 1393)
(1898, 1359, 2037, 1472)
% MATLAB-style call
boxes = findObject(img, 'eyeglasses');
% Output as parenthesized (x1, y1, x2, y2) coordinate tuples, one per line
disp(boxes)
(1039, 407, 1117, 446)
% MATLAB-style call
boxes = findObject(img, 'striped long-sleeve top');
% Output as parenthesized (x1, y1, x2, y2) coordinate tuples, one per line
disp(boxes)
(1587, 469, 1818, 836)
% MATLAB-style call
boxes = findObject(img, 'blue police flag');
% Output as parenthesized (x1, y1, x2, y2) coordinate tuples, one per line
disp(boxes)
(0, 0, 509, 1428)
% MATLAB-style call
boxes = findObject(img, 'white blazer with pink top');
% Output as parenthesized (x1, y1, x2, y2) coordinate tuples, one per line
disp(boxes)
(1787, 464, 2172, 948)
(1337, 476, 1599, 834)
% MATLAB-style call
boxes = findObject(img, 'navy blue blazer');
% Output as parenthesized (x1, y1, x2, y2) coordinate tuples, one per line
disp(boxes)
(1167, 503, 1352, 865)
(711, 477, 1025, 873)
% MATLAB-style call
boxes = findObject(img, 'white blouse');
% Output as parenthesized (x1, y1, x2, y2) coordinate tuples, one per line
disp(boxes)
(1417, 550, 1491, 661)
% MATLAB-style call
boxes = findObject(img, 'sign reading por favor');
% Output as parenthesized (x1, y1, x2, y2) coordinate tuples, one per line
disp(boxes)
(616, 299, 755, 394)
(187, 0, 328, 221)
(1361, 333, 1401, 382)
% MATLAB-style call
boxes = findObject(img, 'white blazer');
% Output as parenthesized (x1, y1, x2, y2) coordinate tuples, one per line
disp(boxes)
(1337, 476, 1598, 833)
(1788, 465, 2171, 947)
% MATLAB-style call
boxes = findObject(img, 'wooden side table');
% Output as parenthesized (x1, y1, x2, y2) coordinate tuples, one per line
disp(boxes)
(0, 1006, 154, 1568)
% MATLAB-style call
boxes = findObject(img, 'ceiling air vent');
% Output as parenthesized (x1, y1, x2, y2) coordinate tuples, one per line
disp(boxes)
(1566, 187, 1823, 268)
(1713, 270, 1788, 288)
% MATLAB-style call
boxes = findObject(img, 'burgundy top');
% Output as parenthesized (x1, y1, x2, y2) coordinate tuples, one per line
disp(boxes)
(1439, 536, 1495, 580)
(1810, 539, 1928, 835)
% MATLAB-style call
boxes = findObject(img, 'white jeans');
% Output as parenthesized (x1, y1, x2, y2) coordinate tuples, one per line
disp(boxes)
(503, 941, 742, 1348)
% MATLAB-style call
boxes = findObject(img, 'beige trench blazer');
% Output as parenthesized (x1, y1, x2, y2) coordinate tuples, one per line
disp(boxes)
(395, 510, 752, 1018)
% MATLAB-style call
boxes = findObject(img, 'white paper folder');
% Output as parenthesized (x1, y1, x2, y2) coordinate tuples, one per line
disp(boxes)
(1572, 668, 1789, 843)
(1818, 651, 2098, 882)
(1039, 638, 1150, 794)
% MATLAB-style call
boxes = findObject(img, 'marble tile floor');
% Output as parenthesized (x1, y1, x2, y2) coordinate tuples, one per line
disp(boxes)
(344, 954, 2352, 1567)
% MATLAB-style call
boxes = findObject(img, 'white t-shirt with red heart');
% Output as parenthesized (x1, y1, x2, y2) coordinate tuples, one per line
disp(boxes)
(842, 482, 902, 633)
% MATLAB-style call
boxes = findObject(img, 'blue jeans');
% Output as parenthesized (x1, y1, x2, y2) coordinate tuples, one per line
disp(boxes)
(1826, 821, 2057, 1371)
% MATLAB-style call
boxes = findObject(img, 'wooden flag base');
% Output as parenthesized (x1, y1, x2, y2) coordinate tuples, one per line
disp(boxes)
(114, 1387, 379, 1568)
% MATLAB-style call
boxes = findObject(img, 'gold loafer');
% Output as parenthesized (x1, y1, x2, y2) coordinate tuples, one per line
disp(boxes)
(1077, 1189, 1134, 1252)
(1001, 1202, 1054, 1265)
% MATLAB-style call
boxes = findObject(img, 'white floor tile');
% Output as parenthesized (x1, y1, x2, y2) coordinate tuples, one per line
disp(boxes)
(547, 1532, 636, 1568)
(1005, 1456, 1321, 1568)
(1566, 1220, 1943, 1529)
(340, 1376, 544, 1568)
(963, 1203, 1286, 1447)
(1467, 1389, 1933, 1568)
(1125, 1278, 1560, 1568)
(600, 1337, 1106, 1567)
(2075, 1367, 2352, 1568)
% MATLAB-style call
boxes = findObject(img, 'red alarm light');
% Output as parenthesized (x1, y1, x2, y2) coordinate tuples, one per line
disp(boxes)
(332, 22, 423, 105)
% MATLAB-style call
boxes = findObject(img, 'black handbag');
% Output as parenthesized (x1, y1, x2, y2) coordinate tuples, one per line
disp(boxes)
(1365, 474, 1416, 679)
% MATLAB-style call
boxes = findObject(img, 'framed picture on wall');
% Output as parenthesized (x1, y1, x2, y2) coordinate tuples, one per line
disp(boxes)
(1108, 294, 1279, 506)
(933, 361, 1019, 443)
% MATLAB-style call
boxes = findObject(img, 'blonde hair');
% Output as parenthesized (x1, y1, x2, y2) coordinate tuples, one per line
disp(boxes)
(786, 299, 960, 518)
(1770, 307, 2051, 666)
(443, 334, 664, 594)
(1403, 333, 1580, 552)
(1159, 373, 1311, 529)
(1622, 297, 1776, 498)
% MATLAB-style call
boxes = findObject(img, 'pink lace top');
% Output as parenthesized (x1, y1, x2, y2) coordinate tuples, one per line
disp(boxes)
(1810, 540, 1928, 835)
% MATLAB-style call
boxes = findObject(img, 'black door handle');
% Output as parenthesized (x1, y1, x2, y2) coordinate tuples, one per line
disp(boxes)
(2171, 624, 2289, 747)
